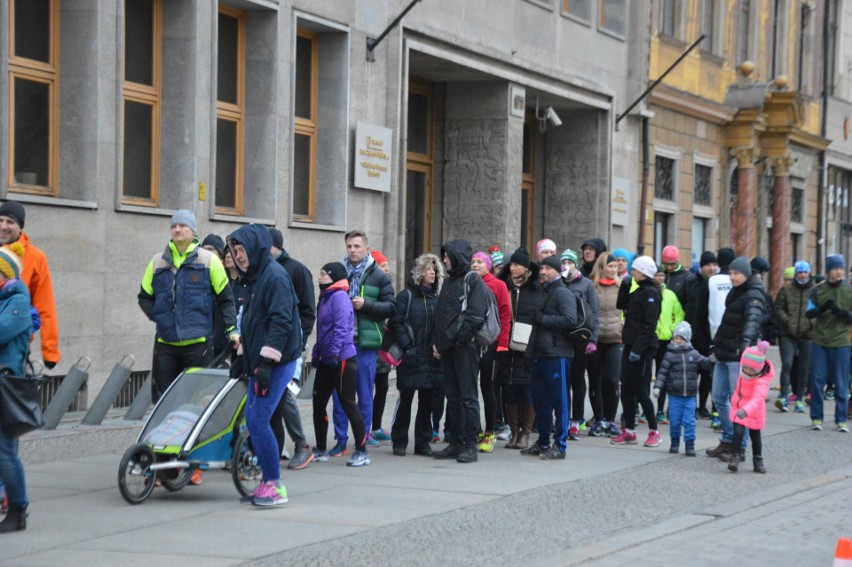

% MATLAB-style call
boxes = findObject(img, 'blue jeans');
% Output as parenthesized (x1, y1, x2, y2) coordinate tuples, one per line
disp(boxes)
(530, 357, 571, 452)
(809, 344, 850, 424)
(667, 394, 696, 442)
(332, 347, 377, 443)
(0, 427, 27, 507)
(711, 361, 746, 446)
(246, 360, 298, 482)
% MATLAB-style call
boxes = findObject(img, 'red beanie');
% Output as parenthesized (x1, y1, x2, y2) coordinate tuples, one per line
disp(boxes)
(371, 250, 388, 265)
(661, 245, 679, 263)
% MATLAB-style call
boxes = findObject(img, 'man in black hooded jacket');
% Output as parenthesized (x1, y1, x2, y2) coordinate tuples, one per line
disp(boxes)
(580, 238, 607, 278)
(433, 239, 489, 464)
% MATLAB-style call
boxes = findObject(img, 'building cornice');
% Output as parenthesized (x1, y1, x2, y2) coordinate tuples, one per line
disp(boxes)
(649, 84, 735, 125)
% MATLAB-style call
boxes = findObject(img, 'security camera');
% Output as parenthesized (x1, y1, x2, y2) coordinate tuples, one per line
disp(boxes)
(545, 107, 562, 127)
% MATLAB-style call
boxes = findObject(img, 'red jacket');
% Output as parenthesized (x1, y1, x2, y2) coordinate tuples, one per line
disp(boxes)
(482, 272, 511, 349)
(730, 360, 773, 430)
(19, 231, 60, 364)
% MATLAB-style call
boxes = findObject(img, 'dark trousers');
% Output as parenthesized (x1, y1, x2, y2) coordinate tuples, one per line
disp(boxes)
(732, 423, 762, 457)
(372, 371, 390, 430)
(587, 343, 622, 422)
(271, 389, 307, 453)
(431, 385, 446, 434)
(779, 336, 811, 399)
(654, 340, 670, 413)
(443, 344, 482, 446)
(479, 344, 498, 433)
(531, 357, 571, 451)
(694, 341, 713, 411)
(313, 357, 366, 452)
(151, 341, 212, 403)
(391, 388, 434, 450)
(571, 348, 588, 423)
(620, 347, 658, 431)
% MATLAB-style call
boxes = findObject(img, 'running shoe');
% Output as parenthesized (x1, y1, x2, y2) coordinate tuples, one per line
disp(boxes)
(578, 420, 589, 431)
(478, 433, 496, 453)
(252, 481, 288, 507)
(610, 430, 637, 445)
(825, 388, 836, 401)
(346, 450, 371, 467)
(787, 393, 797, 403)
(431, 431, 440, 444)
(795, 401, 805, 413)
(496, 427, 511, 441)
(312, 448, 329, 462)
(365, 436, 380, 448)
(371, 429, 392, 442)
(775, 398, 788, 412)
(838, 422, 849, 433)
(812, 419, 823, 431)
(644, 430, 662, 447)
(697, 407, 712, 420)
(638, 413, 647, 424)
(539, 445, 566, 460)
(329, 441, 348, 457)
(711, 412, 721, 431)
(568, 425, 580, 441)
(288, 446, 315, 470)
(588, 421, 607, 437)
(655, 411, 668, 425)
(606, 421, 621, 438)
(189, 470, 203, 486)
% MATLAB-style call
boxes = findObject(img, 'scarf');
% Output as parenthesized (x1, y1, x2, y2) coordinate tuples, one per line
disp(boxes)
(343, 254, 374, 298)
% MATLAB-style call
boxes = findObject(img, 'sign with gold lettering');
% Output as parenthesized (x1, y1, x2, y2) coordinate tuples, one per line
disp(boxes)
(354, 122, 393, 192)
(611, 177, 630, 226)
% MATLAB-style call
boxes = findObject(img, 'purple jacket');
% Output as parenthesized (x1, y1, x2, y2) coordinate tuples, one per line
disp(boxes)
(312, 279, 357, 363)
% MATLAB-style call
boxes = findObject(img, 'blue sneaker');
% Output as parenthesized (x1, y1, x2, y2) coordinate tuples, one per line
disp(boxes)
(711, 412, 721, 431)
(606, 421, 621, 438)
(366, 436, 380, 448)
(372, 429, 392, 442)
(346, 450, 371, 467)
(329, 441, 348, 457)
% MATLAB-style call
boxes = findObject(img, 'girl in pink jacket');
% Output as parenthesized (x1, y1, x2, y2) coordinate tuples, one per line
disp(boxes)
(728, 341, 772, 473)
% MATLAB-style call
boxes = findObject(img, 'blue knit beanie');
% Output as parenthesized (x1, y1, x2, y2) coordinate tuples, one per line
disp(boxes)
(827, 254, 845, 272)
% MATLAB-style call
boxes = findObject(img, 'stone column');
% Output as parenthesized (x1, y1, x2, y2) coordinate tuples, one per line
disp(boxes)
(769, 156, 792, 297)
(733, 148, 760, 258)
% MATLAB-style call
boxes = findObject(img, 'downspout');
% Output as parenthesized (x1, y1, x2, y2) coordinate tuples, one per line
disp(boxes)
(638, 116, 650, 256)
(817, 0, 829, 273)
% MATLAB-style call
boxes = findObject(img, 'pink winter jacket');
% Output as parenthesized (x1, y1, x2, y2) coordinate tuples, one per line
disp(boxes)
(729, 360, 773, 430)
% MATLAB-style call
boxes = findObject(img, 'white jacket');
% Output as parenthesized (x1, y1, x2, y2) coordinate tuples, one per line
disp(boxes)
(708, 273, 732, 340)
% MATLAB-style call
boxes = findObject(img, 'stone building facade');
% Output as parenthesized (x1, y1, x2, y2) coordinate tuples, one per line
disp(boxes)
(0, 1, 649, 398)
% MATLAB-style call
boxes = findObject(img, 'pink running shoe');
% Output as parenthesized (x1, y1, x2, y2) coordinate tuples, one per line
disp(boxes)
(610, 430, 637, 445)
(645, 430, 662, 447)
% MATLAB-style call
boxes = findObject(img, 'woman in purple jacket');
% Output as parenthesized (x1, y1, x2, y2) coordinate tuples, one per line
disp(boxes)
(311, 262, 369, 467)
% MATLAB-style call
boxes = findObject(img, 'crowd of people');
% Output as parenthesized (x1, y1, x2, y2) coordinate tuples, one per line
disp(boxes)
(2, 200, 852, 523)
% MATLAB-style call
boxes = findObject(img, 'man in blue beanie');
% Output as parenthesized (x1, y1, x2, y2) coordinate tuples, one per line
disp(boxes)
(805, 254, 851, 432)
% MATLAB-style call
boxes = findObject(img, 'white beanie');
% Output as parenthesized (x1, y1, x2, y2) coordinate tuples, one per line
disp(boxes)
(632, 255, 657, 279)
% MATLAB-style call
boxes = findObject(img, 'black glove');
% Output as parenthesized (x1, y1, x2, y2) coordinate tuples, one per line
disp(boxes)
(44, 361, 56, 370)
(736, 409, 747, 420)
(229, 355, 244, 378)
(310, 357, 320, 369)
(820, 300, 835, 312)
(253, 360, 273, 397)
(831, 305, 848, 319)
(739, 341, 750, 356)
(322, 357, 339, 368)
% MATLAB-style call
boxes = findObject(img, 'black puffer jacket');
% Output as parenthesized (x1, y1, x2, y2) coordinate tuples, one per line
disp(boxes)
(617, 277, 661, 354)
(434, 240, 488, 353)
(275, 251, 316, 350)
(496, 262, 542, 386)
(654, 343, 712, 397)
(529, 277, 577, 358)
(684, 274, 711, 348)
(391, 255, 443, 391)
(712, 275, 767, 362)
(665, 267, 694, 310)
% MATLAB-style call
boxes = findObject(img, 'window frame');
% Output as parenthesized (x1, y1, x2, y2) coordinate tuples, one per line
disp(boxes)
(405, 81, 435, 259)
(7, 0, 60, 196)
(561, 0, 592, 25)
(121, 0, 162, 207)
(521, 114, 536, 251)
(215, 5, 246, 216)
(598, 0, 627, 39)
(292, 27, 319, 223)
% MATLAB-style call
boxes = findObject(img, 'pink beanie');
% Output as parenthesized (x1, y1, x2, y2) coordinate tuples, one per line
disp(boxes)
(740, 341, 770, 372)
(536, 239, 557, 255)
(473, 252, 492, 270)
(661, 245, 679, 263)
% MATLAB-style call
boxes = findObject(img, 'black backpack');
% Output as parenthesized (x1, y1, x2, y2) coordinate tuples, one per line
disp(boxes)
(566, 289, 594, 346)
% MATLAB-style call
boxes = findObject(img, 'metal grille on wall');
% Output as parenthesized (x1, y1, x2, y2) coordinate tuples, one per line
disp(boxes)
(654, 156, 675, 201)
(791, 188, 803, 223)
(694, 164, 712, 206)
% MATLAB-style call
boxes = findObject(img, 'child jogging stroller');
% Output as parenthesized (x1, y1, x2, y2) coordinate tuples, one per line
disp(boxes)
(117, 362, 260, 505)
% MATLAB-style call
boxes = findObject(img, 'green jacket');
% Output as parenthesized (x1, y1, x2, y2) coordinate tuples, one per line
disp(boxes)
(656, 286, 684, 341)
(807, 280, 852, 348)
(774, 278, 814, 339)
(353, 262, 396, 349)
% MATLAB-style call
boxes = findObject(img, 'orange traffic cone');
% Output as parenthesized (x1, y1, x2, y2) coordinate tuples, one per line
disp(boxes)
(834, 538, 852, 567)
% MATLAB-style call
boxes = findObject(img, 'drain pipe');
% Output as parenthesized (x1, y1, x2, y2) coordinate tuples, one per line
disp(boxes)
(637, 116, 650, 256)
(817, 0, 830, 274)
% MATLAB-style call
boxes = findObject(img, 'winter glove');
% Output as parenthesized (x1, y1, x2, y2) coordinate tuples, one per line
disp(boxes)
(229, 355, 244, 378)
(736, 409, 747, 420)
(820, 300, 835, 313)
(322, 357, 339, 368)
(253, 360, 273, 397)
(310, 357, 320, 369)
(44, 361, 57, 370)
(738, 341, 750, 357)
(628, 351, 641, 363)
(707, 353, 718, 364)
(585, 342, 597, 356)
(831, 305, 848, 319)
(652, 388, 660, 398)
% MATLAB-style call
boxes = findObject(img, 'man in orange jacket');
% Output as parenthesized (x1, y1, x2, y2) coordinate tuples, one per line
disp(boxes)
(0, 201, 60, 369)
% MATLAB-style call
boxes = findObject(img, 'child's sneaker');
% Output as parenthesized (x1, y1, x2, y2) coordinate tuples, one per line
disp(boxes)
(346, 450, 371, 467)
(371, 429, 392, 442)
(252, 481, 288, 507)
(478, 433, 495, 452)
(644, 430, 662, 447)
(838, 422, 849, 433)
(610, 430, 637, 445)
(312, 448, 329, 462)
(795, 401, 805, 413)
(669, 439, 679, 454)
(329, 441, 348, 457)
(655, 410, 668, 425)
(774, 397, 788, 412)
(812, 419, 823, 431)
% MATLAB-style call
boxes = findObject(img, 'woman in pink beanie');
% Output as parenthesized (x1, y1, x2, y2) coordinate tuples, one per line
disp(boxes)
(728, 340, 773, 473)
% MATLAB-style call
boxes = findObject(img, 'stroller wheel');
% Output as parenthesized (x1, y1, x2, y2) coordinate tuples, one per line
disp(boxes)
(231, 429, 262, 498)
(118, 443, 156, 505)
(160, 466, 192, 492)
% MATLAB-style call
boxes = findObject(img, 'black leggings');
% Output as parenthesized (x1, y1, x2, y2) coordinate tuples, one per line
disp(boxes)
(571, 349, 588, 422)
(479, 344, 498, 433)
(620, 346, 658, 431)
(587, 343, 622, 422)
(654, 340, 670, 413)
(372, 371, 390, 430)
(313, 357, 366, 452)
(732, 423, 762, 457)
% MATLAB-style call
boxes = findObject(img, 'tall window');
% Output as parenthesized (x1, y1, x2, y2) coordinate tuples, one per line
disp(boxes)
(216, 7, 245, 214)
(654, 156, 675, 201)
(797, 2, 814, 95)
(660, 0, 678, 38)
(737, 0, 751, 63)
(521, 116, 536, 251)
(122, 0, 162, 205)
(405, 82, 434, 266)
(654, 212, 672, 262)
(599, 0, 627, 36)
(562, 0, 591, 22)
(791, 188, 803, 224)
(702, 0, 715, 53)
(293, 29, 318, 222)
(8, 0, 59, 195)
(694, 164, 712, 206)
